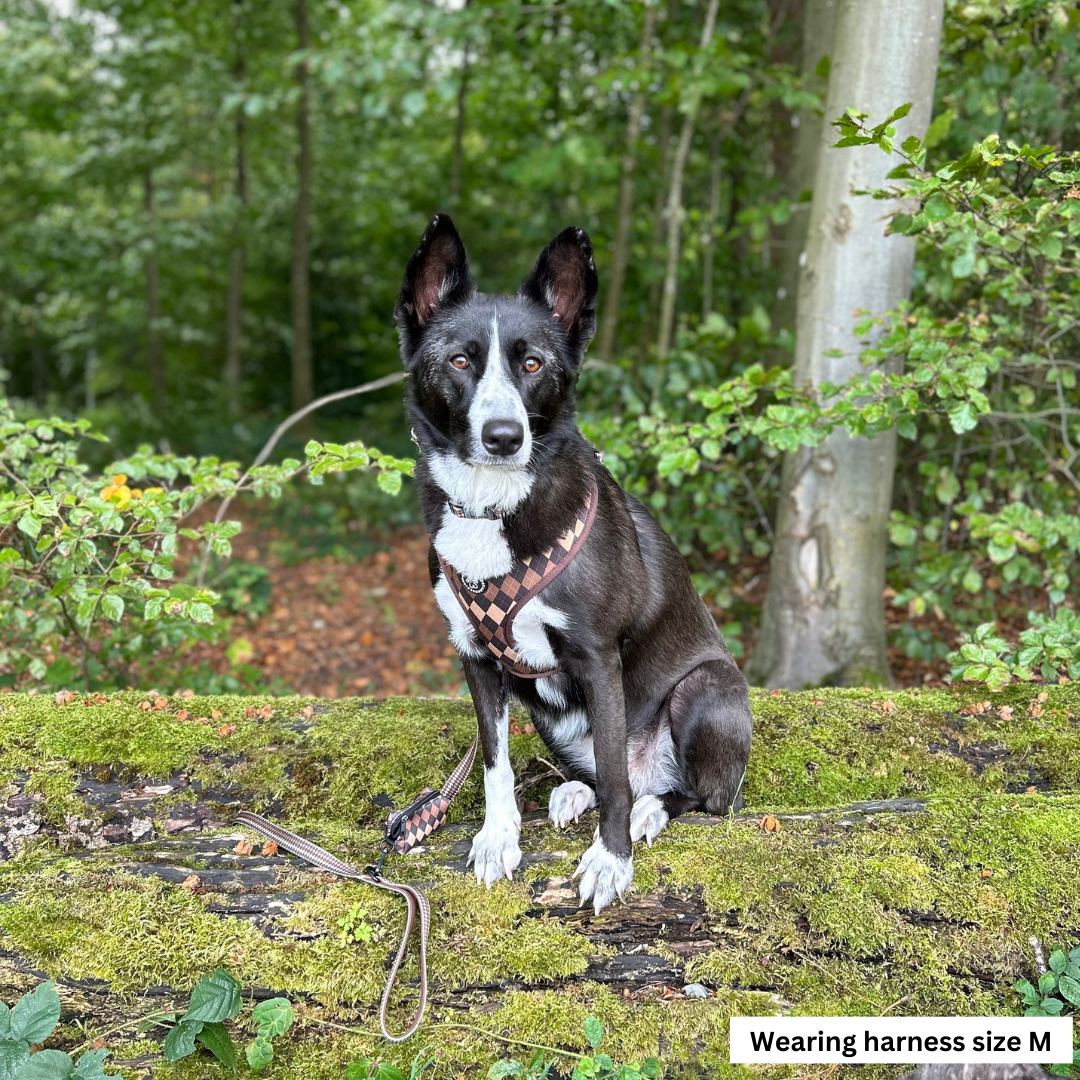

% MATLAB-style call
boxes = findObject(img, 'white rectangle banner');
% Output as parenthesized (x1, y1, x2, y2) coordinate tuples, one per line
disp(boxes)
(730, 1017, 1073, 1064)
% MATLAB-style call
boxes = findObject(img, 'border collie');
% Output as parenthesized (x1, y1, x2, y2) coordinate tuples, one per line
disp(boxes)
(394, 215, 752, 912)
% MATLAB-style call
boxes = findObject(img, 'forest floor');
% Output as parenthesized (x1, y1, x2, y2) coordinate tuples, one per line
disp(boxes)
(184, 522, 957, 696)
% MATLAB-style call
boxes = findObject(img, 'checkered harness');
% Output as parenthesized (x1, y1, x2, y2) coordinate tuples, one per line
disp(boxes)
(438, 473, 599, 678)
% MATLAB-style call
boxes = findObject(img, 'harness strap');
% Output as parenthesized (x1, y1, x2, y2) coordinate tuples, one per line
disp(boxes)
(235, 734, 478, 1043)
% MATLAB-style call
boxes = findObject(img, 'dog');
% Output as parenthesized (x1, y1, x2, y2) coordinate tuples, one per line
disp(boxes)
(394, 214, 752, 913)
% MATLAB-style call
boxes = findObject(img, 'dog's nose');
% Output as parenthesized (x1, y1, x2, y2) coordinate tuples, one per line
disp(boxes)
(481, 419, 525, 457)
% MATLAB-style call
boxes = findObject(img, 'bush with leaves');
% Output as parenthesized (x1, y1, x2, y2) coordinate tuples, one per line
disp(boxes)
(1014, 944, 1080, 1077)
(161, 968, 295, 1073)
(0, 981, 113, 1078)
(0, 395, 411, 690)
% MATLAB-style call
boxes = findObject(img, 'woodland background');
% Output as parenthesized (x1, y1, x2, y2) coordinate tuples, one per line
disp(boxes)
(2, 0, 1080, 696)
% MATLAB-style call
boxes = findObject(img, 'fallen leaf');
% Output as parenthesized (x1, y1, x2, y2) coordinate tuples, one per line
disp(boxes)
(234, 839, 253, 856)
(981, 869, 992, 878)
(180, 689, 195, 698)
(153, 697, 168, 711)
(262, 841, 279, 856)
(137, 701, 152, 711)
(997, 706, 1013, 720)
(193, 715, 210, 725)
(55, 690, 77, 705)
(301, 705, 314, 717)
(218, 724, 237, 737)
(760, 815, 781, 833)
(90, 1038, 107, 1050)
(181, 874, 201, 891)
(176, 710, 190, 722)
(1025, 786, 1037, 793)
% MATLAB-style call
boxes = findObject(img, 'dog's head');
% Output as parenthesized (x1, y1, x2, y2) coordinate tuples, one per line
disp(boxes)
(395, 214, 598, 472)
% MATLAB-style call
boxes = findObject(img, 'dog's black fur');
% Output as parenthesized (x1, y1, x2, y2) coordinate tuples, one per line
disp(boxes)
(395, 214, 752, 911)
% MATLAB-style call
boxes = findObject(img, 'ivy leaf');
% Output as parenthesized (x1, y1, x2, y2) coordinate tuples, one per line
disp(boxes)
(10, 983, 62, 1044)
(184, 970, 242, 1024)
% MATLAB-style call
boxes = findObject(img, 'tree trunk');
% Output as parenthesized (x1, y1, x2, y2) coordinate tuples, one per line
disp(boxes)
(596, 1, 657, 360)
(747, 0, 943, 689)
(225, 0, 248, 419)
(700, 118, 723, 320)
(290, 0, 314, 415)
(656, 0, 721, 360)
(450, 46, 470, 205)
(145, 169, 166, 407)
(767, 0, 839, 367)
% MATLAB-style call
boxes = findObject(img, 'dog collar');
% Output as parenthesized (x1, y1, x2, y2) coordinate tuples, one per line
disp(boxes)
(446, 501, 506, 521)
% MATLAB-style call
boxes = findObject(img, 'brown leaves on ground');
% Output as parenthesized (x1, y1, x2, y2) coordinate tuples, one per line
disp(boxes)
(185, 527, 461, 698)
(244, 705, 275, 719)
(760, 814, 781, 833)
(54, 690, 77, 705)
(870, 699, 897, 713)
(262, 841, 278, 856)
(218, 724, 236, 737)
(233, 838, 253, 856)
(180, 874, 201, 891)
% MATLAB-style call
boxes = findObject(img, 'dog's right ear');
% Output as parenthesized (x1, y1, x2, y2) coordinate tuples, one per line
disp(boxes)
(394, 214, 474, 366)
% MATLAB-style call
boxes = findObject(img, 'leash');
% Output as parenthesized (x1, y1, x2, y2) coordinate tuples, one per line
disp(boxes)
(235, 734, 478, 1042)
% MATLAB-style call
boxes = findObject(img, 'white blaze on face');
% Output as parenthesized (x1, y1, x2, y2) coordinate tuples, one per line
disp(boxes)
(467, 309, 532, 466)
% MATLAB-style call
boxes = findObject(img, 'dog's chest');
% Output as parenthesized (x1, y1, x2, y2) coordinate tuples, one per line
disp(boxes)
(432, 512, 568, 671)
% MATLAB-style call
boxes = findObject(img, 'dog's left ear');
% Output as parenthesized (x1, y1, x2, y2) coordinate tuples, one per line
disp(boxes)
(520, 226, 599, 365)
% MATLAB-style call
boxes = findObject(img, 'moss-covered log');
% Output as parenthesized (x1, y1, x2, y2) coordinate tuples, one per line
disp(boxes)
(1, 687, 1078, 1078)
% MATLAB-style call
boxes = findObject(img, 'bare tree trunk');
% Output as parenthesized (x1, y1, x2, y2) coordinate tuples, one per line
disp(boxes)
(701, 117, 723, 320)
(450, 46, 470, 205)
(656, 0, 721, 360)
(767, 0, 839, 366)
(144, 169, 166, 407)
(596, 1, 657, 360)
(747, 0, 943, 689)
(290, 0, 314, 414)
(225, 0, 248, 418)
(639, 100, 674, 362)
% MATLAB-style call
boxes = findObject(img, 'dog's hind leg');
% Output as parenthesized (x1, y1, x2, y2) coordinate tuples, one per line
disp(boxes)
(667, 659, 752, 817)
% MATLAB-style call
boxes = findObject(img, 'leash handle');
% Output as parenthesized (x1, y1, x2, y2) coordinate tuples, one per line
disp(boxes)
(233, 734, 478, 1042)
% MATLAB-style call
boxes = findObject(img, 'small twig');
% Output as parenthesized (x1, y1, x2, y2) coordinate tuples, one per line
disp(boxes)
(196, 371, 407, 586)
(879, 992, 913, 1016)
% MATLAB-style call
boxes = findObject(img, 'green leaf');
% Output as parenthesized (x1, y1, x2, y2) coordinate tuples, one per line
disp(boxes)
(72, 1048, 111, 1079)
(0, 1041, 31, 1080)
(14, 1049, 74, 1079)
(1040, 997, 1064, 1015)
(948, 401, 978, 434)
(377, 470, 402, 495)
(488, 1062, 525, 1079)
(923, 192, 952, 221)
(184, 970, 241, 1024)
(1049, 950, 1067, 974)
(1057, 974, 1080, 1007)
(197, 1022, 238, 1072)
(1016, 978, 1043, 1005)
(372, 1065, 408, 1080)
(1039, 971, 1058, 996)
(951, 250, 976, 279)
(251, 998, 294, 1039)
(10, 983, 62, 1044)
(962, 567, 983, 595)
(17, 512, 41, 540)
(164, 1020, 203, 1062)
(584, 1016, 603, 1050)
(641, 1059, 661, 1079)
(100, 594, 124, 622)
(245, 1037, 274, 1073)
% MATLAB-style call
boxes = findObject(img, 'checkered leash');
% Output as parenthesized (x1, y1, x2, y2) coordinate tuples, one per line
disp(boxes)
(236, 734, 478, 1042)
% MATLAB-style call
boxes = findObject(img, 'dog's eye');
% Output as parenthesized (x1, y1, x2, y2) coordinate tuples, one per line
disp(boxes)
(523, 357, 542, 373)
(449, 355, 469, 370)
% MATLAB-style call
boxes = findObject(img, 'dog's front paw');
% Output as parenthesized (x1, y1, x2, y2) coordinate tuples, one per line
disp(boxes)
(548, 780, 596, 828)
(573, 837, 633, 914)
(467, 821, 522, 888)
(630, 794, 669, 846)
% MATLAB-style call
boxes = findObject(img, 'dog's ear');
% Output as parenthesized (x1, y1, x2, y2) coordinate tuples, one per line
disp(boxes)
(519, 226, 598, 365)
(395, 214, 474, 365)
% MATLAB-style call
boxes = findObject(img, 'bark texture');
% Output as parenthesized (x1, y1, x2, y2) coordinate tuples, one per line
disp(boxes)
(748, 0, 944, 689)
(290, 0, 314, 414)
(596, 2, 657, 360)
(767, 0, 838, 366)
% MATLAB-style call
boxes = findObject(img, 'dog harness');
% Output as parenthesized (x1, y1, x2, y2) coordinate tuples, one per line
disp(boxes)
(438, 473, 599, 678)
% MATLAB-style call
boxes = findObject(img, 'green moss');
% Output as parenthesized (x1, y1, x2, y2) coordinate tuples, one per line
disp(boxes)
(1, 687, 1078, 1077)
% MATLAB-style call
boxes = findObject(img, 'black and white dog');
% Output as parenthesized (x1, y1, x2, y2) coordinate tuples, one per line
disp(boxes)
(395, 215, 752, 913)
